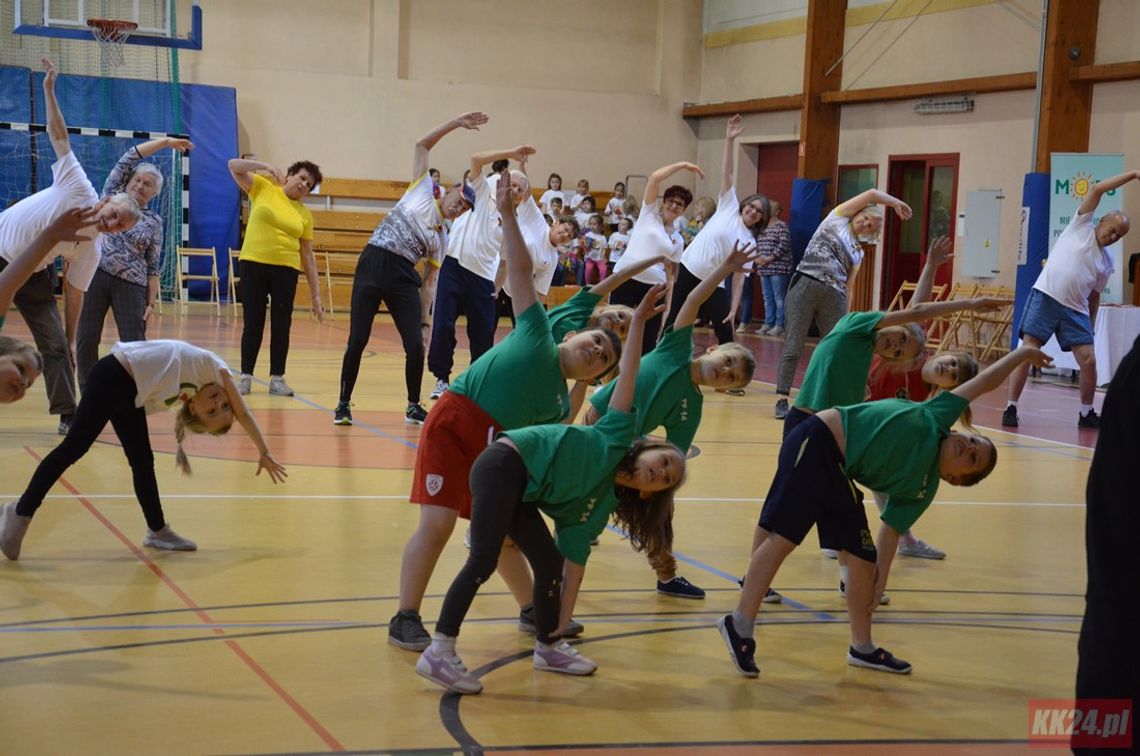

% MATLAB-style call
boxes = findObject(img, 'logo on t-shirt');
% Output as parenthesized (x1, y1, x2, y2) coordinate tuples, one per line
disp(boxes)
(426, 474, 444, 496)
(679, 397, 688, 422)
(579, 498, 597, 523)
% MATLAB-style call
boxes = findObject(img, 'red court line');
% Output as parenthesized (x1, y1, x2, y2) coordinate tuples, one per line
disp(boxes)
(22, 447, 345, 753)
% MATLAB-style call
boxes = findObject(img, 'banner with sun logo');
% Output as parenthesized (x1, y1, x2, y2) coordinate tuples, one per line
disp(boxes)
(1050, 153, 1126, 304)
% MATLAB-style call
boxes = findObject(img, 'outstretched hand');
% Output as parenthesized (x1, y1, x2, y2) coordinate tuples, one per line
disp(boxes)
(725, 239, 760, 272)
(1019, 346, 1054, 370)
(681, 162, 706, 180)
(495, 168, 514, 215)
(893, 201, 913, 221)
(509, 144, 537, 163)
(634, 283, 668, 321)
(48, 206, 99, 242)
(926, 235, 953, 267)
(168, 138, 195, 153)
(257, 452, 288, 484)
(42, 57, 57, 88)
(456, 111, 489, 130)
(726, 114, 744, 140)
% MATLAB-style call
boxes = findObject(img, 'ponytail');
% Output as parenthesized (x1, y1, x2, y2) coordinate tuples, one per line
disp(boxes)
(174, 392, 234, 475)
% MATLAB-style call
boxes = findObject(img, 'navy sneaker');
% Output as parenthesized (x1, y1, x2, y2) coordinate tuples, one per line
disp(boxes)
(847, 645, 912, 674)
(716, 614, 759, 677)
(1078, 409, 1101, 429)
(657, 576, 705, 599)
(405, 402, 428, 425)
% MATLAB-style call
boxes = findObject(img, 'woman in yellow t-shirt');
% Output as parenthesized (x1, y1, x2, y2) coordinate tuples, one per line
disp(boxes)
(227, 158, 325, 397)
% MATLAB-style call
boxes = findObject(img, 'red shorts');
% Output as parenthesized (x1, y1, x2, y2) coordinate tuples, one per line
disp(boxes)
(410, 391, 503, 519)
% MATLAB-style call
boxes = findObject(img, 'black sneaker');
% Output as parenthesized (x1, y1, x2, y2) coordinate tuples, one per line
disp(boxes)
(405, 402, 428, 425)
(657, 576, 706, 599)
(1078, 409, 1101, 429)
(847, 645, 912, 674)
(1001, 404, 1019, 427)
(57, 414, 74, 436)
(387, 609, 431, 651)
(762, 587, 783, 604)
(716, 614, 759, 677)
(333, 401, 353, 426)
(518, 604, 583, 637)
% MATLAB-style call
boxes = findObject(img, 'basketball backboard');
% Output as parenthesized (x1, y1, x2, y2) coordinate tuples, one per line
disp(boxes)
(14, 0, 202, 50)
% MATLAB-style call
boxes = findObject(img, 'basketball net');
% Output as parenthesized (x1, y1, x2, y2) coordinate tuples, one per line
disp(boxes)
(87, 19, 138, 68)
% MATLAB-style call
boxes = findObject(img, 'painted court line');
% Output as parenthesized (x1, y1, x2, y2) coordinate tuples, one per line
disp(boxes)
(20, 447, 346, 753)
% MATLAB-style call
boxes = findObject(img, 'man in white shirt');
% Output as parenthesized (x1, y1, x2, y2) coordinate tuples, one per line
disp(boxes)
(426, 146, 534, 399)
(0, 58, 141, 434)
(1003, 169, 1137, 429)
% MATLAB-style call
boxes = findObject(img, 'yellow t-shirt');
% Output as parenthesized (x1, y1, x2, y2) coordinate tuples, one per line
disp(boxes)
(239, 174, 313, 270)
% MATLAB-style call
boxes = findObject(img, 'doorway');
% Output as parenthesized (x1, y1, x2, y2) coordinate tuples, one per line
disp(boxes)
(881, 154, 958, 308)
(746, 141, 797, 322)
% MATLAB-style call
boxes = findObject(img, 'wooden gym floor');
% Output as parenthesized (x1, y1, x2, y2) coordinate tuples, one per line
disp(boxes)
(0, 308, 1098, 755)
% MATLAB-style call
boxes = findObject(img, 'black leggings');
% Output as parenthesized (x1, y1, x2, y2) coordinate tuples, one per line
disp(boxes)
(339, 246, 425, 404)
(17, 356, 166, 532)
(436, 442, 564, 643)
(239, 259, 299, 376)
(663, 263, 734, 344)
(610, 278, 664, 354)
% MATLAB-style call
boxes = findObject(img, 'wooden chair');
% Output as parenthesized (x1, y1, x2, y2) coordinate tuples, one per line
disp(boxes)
(884, 280, 948, 313)
(227, 248, 242, 318)
(313, 250, 335, 321)
(967, 284, 1016, 361)
(175, 246, 220, 316)
(930, 283, 979, 354)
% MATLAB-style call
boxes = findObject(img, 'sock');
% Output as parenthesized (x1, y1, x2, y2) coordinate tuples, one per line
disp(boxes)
(1080, 404, 1093, 416)
(839, 564, 849, 585)
(731, 610, 754, 639)
(1006, 401, 1017, 410)
(429, 633, 456, 655)
(853, 640, 876, 654)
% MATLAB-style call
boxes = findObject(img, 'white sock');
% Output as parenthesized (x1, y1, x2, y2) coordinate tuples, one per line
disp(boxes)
(429, 633, 456, 655)
(731, 610, 754, 639)
(839, 564, 849, 585)
(1080, 404, 1093, 416)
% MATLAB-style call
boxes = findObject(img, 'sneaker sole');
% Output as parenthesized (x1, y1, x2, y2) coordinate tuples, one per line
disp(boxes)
(142, 541, 197, 552)
(415, 665, 483, 693)
(332, 418, 353, 426)
(898, 550, 945, 560)
(846, 653, 912, 674)
(656, 588, 706, 599)
(269, 391, 294, 397)
(761, 593, 783, 604)
(405, 418, 425, 425)
(388, 635, 431, 652)
(533, 658, 597, 676)
(716, 616, 759, 678)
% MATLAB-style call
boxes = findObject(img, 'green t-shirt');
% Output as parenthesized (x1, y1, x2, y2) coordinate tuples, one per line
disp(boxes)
(588, 325, 702, 452)
(794, 311, 883, 411)
(838, 392, 970, 533)
(450, 301, 569, 428)
(547, 287, 602, 342)
(503, 409, 637, 565)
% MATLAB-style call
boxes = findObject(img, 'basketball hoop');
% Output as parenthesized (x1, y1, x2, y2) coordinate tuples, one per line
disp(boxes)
(87, 18, 138, 68)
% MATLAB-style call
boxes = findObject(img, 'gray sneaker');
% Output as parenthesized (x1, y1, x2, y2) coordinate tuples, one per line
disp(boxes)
(237, 374, 253, 395)
(0, 501, 32, 561)
(388, 610, 432, 651)
(268, 375, 294, 396)
(143, 525, 197, 551)
(768, 325, 784, 337)
(774, 397, 789, 419)
(897, 539, 946, 560)
(416, 646, 483, 694)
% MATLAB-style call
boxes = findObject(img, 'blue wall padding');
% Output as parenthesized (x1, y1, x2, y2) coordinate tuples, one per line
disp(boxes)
(1013, 173, 1050, 349)
(789, 178, 828, 268)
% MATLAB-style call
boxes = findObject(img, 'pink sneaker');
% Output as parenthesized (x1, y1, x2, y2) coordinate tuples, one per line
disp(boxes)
(415, 647, 483, 694)
(533, 641, 597, 676)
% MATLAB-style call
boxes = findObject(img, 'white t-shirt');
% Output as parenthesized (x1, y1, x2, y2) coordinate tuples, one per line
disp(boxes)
(569, 192, 591, 212)
(1034, 210, 1114, 315)
(0, 151, 101, 291)
(612, 200, 681, 286)
(584, 231, 607, 261)
(604, 197, 626, 226)
(511, 196, 559, 297)
(681, 187, 754, 284)
(607, 231, 631, 265)
(446, 173, 501, 281)
(367, 171, 447, 266)
(574, 210, 597, 228)
(112, 340, 230, 416)
(539, 189, 567, 215)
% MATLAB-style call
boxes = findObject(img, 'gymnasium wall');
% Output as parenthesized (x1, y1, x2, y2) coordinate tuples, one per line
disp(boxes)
(173, 0, 704, 192)
(694, 0, 1140, 306)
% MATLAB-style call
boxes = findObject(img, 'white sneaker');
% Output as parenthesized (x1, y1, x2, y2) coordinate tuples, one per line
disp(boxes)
(416, 647, 483, 694)
(0, 501, 32, 561)
(821, 548, 839, 559)
(268, 375, 294, 397)
(735, 323, 749, 334)
(430, 379, 449, 400)
(768, 325, 784, 337)
(237, 374, 252, 395)
(143, 525, 197, 551)
(756, 325, 772, 335)
(533, 641, 597, 676)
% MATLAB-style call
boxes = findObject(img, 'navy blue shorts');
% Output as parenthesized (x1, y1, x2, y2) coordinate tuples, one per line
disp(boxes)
(782, 406, 814, 440)
(1018, 288, 1094, 351)
(759, 415, 877, 563)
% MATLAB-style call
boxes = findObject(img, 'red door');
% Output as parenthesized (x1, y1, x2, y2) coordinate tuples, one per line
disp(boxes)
(751, 142, 798, 320)
(881, 154, 958, 308)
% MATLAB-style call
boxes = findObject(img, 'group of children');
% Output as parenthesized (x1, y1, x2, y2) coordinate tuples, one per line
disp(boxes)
(0, 105, 1064, 700)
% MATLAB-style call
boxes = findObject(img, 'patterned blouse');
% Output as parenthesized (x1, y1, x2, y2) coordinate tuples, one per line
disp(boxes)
(756, 219, 793, 276)
(98, 147, 163, 288)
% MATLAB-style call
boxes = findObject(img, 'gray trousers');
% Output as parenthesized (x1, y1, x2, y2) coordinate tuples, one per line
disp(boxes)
(0, 261, 77, 416)
(76, 268, 148, 391)
(775, 274, 848, 395)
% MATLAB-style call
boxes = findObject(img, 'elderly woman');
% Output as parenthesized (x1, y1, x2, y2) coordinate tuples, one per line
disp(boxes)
(773, 188, 912, 419)
(75, 138, 193, 390)
(227, 157, 325, 397)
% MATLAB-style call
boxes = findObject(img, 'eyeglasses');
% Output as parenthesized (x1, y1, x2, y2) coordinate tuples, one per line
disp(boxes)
(664, 198, 688, 210)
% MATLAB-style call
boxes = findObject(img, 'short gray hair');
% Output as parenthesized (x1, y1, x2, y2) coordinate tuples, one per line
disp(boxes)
(132, 162, 164, 197)
(108, 192, 143, 225)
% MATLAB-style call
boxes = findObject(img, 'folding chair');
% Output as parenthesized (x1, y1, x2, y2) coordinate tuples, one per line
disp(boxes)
(175, 246, 220, 316)
(227, 248, 242, 318)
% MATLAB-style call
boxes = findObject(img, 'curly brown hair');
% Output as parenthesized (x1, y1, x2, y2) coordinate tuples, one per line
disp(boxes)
(611, 439, 687, 557)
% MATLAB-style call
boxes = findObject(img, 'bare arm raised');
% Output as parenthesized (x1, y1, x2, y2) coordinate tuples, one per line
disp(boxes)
(952, 345, 1053, 403)
(1078, 170, 1140, 215)
(41, 58, 71, 159)
(412, 111, 488, 179)
(645, 162, 704, 205)
(495, 169, 538, 315)
(227, 159, 285, 193)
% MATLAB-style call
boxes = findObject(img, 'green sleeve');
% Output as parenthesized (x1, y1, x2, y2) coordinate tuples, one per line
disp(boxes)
(880, 493, 932, 534)
(588, 379, 615, 418)
(665, 418, 698, 454)
(925, 391, 971, 430)
(548, 288, 603, 342)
